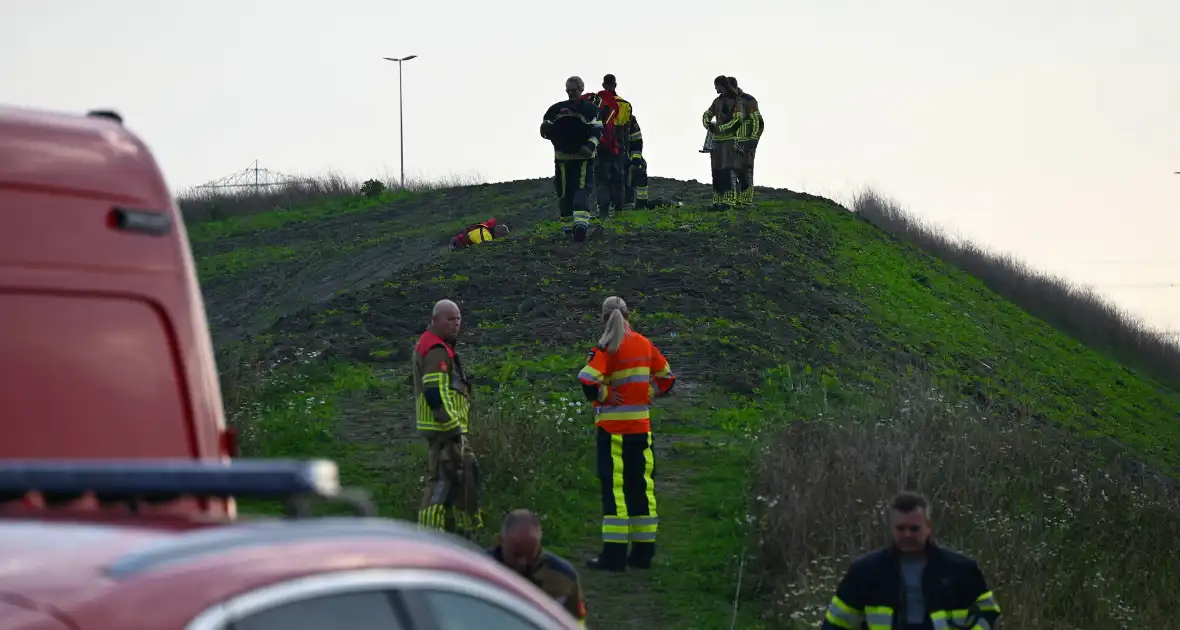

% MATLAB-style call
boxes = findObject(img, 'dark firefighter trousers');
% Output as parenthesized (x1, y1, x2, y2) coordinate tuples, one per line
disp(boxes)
(735, 140, 758, 206)
(593, 151, 627, 213)
(596, 427, 658, 553)
(626, 157, 649, 207)
(710, 139, 745, 208)
(419, 432, 484, 534)
(554, 158, 594, 232)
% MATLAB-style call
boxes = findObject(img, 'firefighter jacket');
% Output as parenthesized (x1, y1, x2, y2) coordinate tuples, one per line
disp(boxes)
(734, 90, 764, 148)
(487, 545, 588, 626)
(618, 106, 646, 160)
(623, 111, 644, 160)
(702, 93, 744, 142)
(599, 91, 644, 160)
(540, 98, 604, 161)
(822, 541, 1001, 630)
(412, 329, 472, 438)
(577, 330, 676, 434)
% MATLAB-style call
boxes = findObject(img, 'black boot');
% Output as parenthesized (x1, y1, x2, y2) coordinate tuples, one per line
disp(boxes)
(628, 541, 655, 569)
(586, 542, 628, 572)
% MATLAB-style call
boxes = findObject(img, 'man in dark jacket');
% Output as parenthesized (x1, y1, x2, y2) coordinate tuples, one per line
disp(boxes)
(540, 76, 604, 242)
(822, 492, 1001, 630)
(487, 509, 589, 626)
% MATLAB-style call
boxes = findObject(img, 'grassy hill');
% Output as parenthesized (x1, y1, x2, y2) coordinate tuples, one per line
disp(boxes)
(186, 176, 1180, 629)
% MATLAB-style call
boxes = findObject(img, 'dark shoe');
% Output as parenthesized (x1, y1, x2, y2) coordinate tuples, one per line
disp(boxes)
(586, 543, 628, 572)
(572, 224, 587, 242)
(627, 541, 655, 569)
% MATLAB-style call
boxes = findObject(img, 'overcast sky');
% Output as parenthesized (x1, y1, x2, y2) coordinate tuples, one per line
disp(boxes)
(4, 0, 1179, 333)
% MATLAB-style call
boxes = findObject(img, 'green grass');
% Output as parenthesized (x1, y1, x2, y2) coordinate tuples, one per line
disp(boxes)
(203, 179, 1180, 628)
(826, 208, 1180, 468)
(196, 244, 305, 280)
(186, 191, 413, 243)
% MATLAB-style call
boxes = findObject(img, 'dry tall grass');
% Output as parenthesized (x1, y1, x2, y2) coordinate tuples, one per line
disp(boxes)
(176, 171, 486, 224)
(748, 372, 1180, 628)
(852, 188, 1180, 391)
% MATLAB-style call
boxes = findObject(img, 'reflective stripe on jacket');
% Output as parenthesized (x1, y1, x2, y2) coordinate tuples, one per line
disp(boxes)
(577, 330, 675, 434)
(412, 329, 471, 434)
(822, 542, 1001, 630)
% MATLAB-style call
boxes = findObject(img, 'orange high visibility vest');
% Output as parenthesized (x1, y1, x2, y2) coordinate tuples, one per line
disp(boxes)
(577, 330, 675, 434)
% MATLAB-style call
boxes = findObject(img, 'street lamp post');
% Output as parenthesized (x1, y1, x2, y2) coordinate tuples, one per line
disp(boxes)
(382, 54, 418, 189)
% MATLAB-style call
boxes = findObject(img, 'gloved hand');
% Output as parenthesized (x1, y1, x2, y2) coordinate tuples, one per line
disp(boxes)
(539, 121, 552, 139)
(578, 143, 595, 158)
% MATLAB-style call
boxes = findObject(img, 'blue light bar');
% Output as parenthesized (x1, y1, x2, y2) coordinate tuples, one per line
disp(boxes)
(0, 458, 340, 500)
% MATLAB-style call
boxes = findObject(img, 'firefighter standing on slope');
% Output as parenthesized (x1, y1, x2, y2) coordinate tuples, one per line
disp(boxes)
(541, 76, 604, 242)
(701, 75, 745, 211)
(728, 76, 764, 209)
(592, 74, 637, 216)
(578, 296, 676, 572)
(599, 74, 648, 211)
(822, 491, 1002, 630)
(413, 299, 484, 538)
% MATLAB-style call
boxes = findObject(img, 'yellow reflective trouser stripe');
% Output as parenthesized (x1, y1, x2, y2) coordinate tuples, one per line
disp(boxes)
(419, 504, 446, 529)
(636, 187, 648, 200)
(823, 596, 863, 629)
(603, 435, 628, 544)
(629, 442, 658, 542)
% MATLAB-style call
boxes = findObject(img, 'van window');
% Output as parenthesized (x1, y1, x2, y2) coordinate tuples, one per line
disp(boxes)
(0, 292, 193, 458)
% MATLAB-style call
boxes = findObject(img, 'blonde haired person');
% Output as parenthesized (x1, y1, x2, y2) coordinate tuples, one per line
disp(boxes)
(577, 296, 676, 572)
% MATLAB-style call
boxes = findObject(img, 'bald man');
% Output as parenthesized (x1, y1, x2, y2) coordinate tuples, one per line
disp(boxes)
(540, 76, 604, 242)
(412, 299, 484, 538)
(487, 509, 588, 626)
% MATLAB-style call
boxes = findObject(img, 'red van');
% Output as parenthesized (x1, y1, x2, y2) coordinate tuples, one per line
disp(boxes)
(0, 104, 235, 515)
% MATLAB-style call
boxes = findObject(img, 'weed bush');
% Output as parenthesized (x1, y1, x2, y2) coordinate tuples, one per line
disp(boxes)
(852, 188, 1180, 391)
(470, 389, 594, 527)
(748, 372, 1180, 628)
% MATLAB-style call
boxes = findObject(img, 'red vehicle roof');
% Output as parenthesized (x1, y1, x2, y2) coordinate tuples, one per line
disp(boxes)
(0, 511, 581, 630)
(0, 104, 233, 516)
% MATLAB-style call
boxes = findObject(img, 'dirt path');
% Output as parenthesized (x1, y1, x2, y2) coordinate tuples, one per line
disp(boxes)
(574, 374, 714, 630)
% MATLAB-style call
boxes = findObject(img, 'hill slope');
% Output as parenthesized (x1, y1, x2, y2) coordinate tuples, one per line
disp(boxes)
(192, 177, 1180, 628)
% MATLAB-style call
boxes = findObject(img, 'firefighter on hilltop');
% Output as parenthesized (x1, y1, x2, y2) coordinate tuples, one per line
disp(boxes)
(540, 76, 604, 242)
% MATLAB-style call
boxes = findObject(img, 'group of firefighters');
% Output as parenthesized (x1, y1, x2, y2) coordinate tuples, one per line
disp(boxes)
(448, 73, 765, 250)
(409, 297, 1003, 628)
(538, 72, 767, 241)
